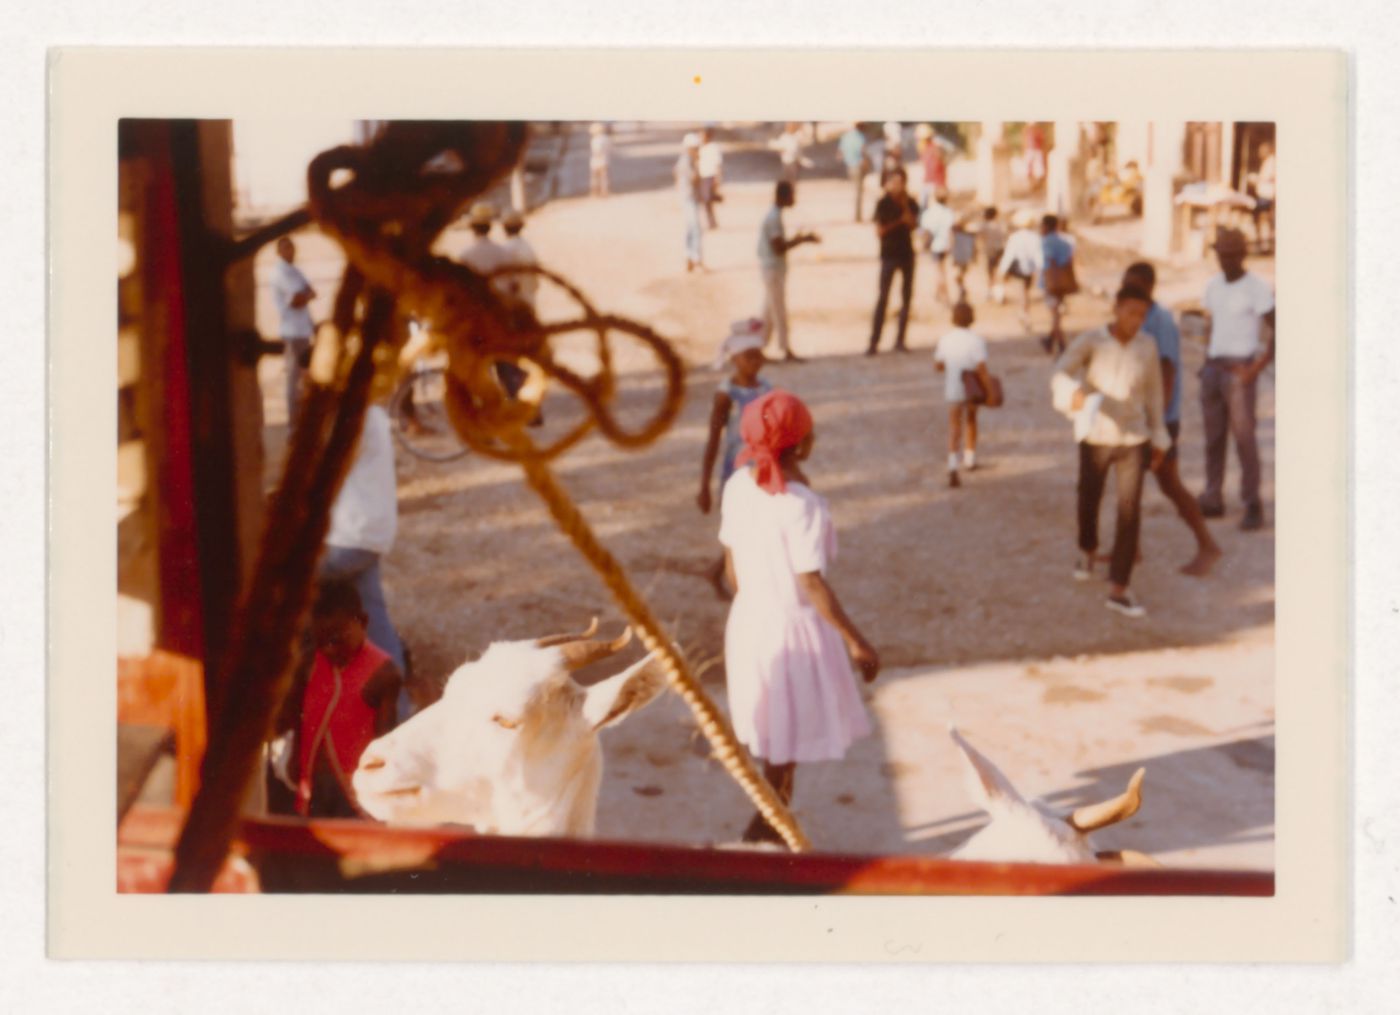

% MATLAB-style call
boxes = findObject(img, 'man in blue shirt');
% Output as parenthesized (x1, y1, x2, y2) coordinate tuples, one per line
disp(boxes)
(1039, 215, 1075, 356)
(839, 124, 870, 223)
(1123, 262, 1223, 576)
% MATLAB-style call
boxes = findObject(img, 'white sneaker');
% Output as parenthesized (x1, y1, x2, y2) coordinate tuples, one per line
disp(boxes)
(1073, 553, 1094, 581)
(1105, 592, 1147, 618)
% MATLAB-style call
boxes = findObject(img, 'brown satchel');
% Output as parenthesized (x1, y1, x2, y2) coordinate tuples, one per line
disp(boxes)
(1043, 258, 1080, 297)
(962, 369, 1004, 408)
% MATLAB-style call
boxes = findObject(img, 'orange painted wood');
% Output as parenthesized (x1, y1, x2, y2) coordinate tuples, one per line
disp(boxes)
(117, 652, 207, 810)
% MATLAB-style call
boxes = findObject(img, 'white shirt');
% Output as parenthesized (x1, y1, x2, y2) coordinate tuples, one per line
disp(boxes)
(920, 202, 956, 255)
(1203, 271, 1274, 359)
(326, 405, 398, 554)
(698, 141, 723, 178)
(774, 131, 803, 167)
(272, 259, 315, 339)
(496, 234, 539, 309)
(459, 235, 506, 276)
(933, 327, 990, 402)
(1052, 326, 1171, 451)
(997, 228, 1044, 277)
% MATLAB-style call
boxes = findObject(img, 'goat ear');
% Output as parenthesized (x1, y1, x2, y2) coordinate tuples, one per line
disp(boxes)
(949, 726, 1028, 810)
(582, 652, 667, 731)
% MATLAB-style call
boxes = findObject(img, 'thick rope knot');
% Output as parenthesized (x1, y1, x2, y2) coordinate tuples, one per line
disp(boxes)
(306, 127, 685, 464)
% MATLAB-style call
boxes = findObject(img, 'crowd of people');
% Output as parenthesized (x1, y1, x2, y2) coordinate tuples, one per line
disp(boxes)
(266, 121, 1276, 827)
(681, 125, 1273, 827)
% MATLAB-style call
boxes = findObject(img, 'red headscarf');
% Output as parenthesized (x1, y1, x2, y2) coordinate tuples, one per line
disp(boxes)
(734, 389, 813, 494)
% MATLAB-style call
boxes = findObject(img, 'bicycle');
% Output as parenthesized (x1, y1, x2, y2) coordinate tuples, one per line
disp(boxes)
(389, 359, 470, 463)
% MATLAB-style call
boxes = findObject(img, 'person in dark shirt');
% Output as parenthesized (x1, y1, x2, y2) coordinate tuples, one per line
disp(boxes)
(867, 168, 921, 355)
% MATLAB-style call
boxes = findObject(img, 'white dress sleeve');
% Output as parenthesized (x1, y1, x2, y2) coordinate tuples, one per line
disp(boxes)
(784, 493, 831, 575)
(717, 473, 738, 548)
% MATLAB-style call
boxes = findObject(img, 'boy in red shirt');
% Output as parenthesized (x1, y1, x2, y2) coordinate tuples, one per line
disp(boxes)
(284, 582, 403, 818)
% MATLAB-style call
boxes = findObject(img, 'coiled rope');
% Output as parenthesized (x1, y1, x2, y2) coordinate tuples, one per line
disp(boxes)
(170, 123, 808, 890)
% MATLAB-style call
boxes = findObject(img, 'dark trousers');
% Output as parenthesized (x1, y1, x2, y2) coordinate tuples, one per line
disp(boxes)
(869, 255, 915, 351)
(1078, 441, 1150, 588)
(1199, 359, 1261, 509)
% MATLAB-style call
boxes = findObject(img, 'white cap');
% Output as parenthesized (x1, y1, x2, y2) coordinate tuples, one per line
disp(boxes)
(682, 132, 702, 149)
(713, 318, 766, 368)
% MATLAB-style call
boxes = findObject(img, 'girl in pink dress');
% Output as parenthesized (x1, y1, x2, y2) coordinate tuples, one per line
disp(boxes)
(719, 390, 881, 843)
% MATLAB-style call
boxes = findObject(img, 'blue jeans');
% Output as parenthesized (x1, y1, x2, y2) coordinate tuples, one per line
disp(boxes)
(1199, 359, 1261, 509)
(284, 338, 311, 426)
(319, 545, 411, 722)
(683, 199, 703, 265)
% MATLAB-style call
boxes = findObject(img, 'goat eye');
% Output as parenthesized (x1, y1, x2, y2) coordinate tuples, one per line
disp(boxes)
(492, 714, 521, 730)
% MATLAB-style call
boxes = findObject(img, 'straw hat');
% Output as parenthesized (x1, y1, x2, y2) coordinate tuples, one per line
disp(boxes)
(467, 202, 496, 228)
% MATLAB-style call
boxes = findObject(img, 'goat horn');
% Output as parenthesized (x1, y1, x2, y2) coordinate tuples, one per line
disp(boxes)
(535, 617, 600, 648)
(1067, 767, 1146, 832)
(557, 627, 634, 671)
(1095, 849, 1162, 869)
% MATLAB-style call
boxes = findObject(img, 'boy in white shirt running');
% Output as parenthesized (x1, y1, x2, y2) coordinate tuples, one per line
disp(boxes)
(933, 302, 993, 488)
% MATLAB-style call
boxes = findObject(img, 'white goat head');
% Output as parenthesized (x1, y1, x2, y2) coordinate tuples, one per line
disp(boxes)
(947, 727, 1155, 867)
(352, 621, 667, 838)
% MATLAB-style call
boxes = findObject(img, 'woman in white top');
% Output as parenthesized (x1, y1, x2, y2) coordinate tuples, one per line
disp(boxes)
(719, 390, 880, 844)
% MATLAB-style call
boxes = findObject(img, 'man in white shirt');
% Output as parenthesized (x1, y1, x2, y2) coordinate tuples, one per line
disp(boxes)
(459, 202, 505, 275)
(1053, 285, 1171, 618)
(676, 133, 705, 271)
(772, 122, 812, 194)
(319, 403, 411, 720)
(697, 127, 724, 229)
(1197, 227, 1275, 531)
(272, 237, 317, 425)
(459, 202, 529, 405)
(994, 211, 1044, 316)
(756, 181, 820, 361)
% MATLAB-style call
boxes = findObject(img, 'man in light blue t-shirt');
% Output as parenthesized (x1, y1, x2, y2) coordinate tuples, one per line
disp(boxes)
(1123, 262, 1222, 576)
(756, 181, 820, 362)
(273, 237, 317, 425)
(838, 124, 870, 222)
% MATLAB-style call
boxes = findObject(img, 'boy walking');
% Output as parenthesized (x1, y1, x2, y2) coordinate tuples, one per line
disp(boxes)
(1053, 285, 1171, 618)
(1123, 262, 1223, 575)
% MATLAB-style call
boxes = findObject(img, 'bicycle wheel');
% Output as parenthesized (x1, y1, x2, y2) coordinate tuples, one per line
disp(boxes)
(389, 366, 470, 462)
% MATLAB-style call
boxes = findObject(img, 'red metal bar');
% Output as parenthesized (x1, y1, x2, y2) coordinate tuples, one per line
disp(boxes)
(119, 806, 1274, 897)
